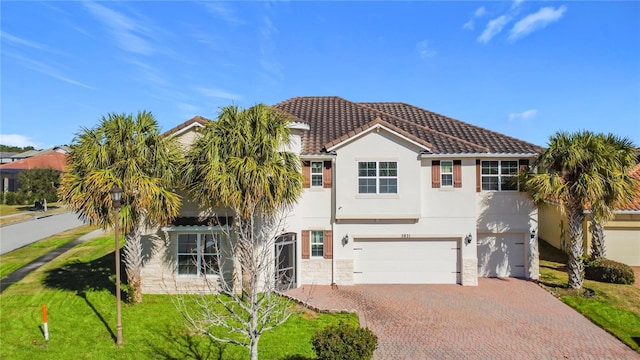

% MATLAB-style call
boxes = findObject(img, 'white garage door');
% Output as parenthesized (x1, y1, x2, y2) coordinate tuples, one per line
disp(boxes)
(477, 233, 525, 277)
(353, 239, 460, 284)
(605, 228, 640, 266)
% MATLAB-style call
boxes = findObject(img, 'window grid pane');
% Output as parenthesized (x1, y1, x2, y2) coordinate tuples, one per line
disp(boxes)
(379, 178, 398, 193)
(311, 231, 324, 257)
(311, 162, 324, 187)
(441, 161, 453, 187)
(177, 233, 220, 276)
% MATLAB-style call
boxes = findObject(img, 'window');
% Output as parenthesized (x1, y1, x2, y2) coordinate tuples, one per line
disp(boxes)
(358, 161, 398, 194)
(311, 231, 324, 257)
(481, 160, 519, 191)
(310, 161, 323, 187)
(441, 161, 453, 187)
(177, 233, 220, 275)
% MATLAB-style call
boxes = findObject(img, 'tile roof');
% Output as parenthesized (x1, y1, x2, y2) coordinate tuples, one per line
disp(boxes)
(0, 151, 67, 171)
(273, 96, 542, 155)
(618, 163, 640, 211)
(163, 115, 210, 137)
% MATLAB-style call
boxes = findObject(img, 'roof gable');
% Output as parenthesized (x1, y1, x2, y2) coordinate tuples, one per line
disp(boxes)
(325, 117, 432, 152)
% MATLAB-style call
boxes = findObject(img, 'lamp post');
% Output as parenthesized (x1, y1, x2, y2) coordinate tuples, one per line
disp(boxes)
(110, 185, 124, 346)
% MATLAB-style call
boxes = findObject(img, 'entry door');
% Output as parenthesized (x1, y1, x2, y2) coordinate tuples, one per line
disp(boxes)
(275, 233, 296, 291)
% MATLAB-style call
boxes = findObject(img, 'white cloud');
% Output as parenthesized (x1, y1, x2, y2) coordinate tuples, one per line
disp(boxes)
(511, 0, 525, 10)
(204, 2, 244, 25)
(83, 2, 154, 55)
(0, 134, 42, 148)
(196, 87, 242, 101)
(475, 7, 487, 17)
(509, 109, 538, 121)
(509, 6, 567, 41)
(478, 15, 511, 43)
(462, 20, 475, 31)
(416, 40, 437, 58)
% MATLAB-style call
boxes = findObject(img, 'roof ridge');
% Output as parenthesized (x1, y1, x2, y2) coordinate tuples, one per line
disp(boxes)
(357, 102, 490, 153)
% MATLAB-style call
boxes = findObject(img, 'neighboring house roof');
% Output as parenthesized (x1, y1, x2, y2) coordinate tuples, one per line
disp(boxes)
(0, 151, 67, 171)
(618, 163, 640, 211)
(272, 96, 543, 155)
(163, 116, 210, 137)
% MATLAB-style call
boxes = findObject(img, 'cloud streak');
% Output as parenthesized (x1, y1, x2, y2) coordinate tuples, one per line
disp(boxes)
(509, 6, 567, 41)
(5, 51, 93, 89)
(196, 87, 242, 101)
(509, 109, 538, 121)
(83, 2, 154, 55)
(203, 2, 244, 25)
(478, 15, 511, 43)
(416, 40, 437, 58)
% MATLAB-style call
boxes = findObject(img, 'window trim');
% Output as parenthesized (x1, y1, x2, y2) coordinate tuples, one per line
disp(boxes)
(176, 233, 221, 276)
(310, 230, 324, 258)
(440, 160, 453, 187)
(357, 161, 398, 194)
(481, 160, 519, 191)
(310, 161, 324, 187)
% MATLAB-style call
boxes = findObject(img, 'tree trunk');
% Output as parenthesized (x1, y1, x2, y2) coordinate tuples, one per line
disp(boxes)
(124, 227, 143, 304)
(567, 201, 585, 289)
(590, 217, 606, 260)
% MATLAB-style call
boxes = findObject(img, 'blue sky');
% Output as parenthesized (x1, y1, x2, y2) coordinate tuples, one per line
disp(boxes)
(1, 1, 639, 149)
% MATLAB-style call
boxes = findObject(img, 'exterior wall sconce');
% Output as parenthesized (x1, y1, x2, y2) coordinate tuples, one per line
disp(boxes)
(341, 234, 349, 246)
(530, 229, 537, 239)
(464, 233, 472, 245)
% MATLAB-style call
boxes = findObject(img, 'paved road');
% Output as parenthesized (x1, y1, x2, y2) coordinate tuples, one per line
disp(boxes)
(0, 212, 86, 255)
(287, 279, 640, 359)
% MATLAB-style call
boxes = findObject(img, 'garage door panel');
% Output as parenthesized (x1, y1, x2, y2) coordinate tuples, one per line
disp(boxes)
(477, 233, 525, 278)
(605, 229, 640, 266)
(353, 239, 459, 284)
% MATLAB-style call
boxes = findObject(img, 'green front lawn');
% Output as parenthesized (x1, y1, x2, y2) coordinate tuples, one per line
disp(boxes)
(0, 235, 357, 359)
(0, 225, 98, 278)
(538, 240, 640, 352)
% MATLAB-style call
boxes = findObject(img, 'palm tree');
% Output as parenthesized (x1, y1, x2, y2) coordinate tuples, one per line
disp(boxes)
(524, 131, 614, 289)
(181, 104, 303, 360)
(59, 111, 182, 303)
(588, 134, 638, 260)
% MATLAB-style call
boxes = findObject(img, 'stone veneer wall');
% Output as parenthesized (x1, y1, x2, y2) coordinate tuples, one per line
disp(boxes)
(462, 258, 478, 286)
(335, 260, 354, 285)
(300, 259, 332, 285)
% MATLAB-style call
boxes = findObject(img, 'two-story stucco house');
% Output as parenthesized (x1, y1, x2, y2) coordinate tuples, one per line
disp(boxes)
(141, 96, 543, 294)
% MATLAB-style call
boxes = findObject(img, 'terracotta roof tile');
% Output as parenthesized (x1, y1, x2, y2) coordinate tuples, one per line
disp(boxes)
(0, 152, 66, 171)
(618, 164, 640, 211)
(273, 96, 540, 155)
(360, 102, 544, 154)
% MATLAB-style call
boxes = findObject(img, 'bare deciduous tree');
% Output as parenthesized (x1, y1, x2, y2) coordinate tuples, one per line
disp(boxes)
(170, 209, 299, 360)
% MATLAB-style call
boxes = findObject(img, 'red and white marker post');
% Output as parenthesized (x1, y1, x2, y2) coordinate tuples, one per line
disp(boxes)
(42, 304, 49, 340)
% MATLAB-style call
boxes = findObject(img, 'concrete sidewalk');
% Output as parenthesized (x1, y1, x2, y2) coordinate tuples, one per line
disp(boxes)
(0, 228, 107, 293)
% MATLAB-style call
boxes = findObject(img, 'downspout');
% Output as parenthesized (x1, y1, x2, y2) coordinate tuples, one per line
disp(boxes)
(330, 156, 337, 287)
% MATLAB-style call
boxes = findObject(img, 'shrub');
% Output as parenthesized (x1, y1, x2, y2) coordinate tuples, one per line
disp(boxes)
(585, 258, 636, 285)
(311, 322, 378, 360)
(3, 192, 19, 205)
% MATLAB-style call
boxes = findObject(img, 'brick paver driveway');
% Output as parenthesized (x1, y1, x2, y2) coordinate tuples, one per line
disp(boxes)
(286, 278, 639, 359)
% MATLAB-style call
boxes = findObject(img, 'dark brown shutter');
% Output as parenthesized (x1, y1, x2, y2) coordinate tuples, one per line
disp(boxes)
(324, 230, 333, 259)
(302, 161, 310, 188)
(301, 230, 310, 259)
(453, 160, 462, 188)
(432, 160, 441, 188)
(476, 160, 481, 192)
(323, 161, 332, 188)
